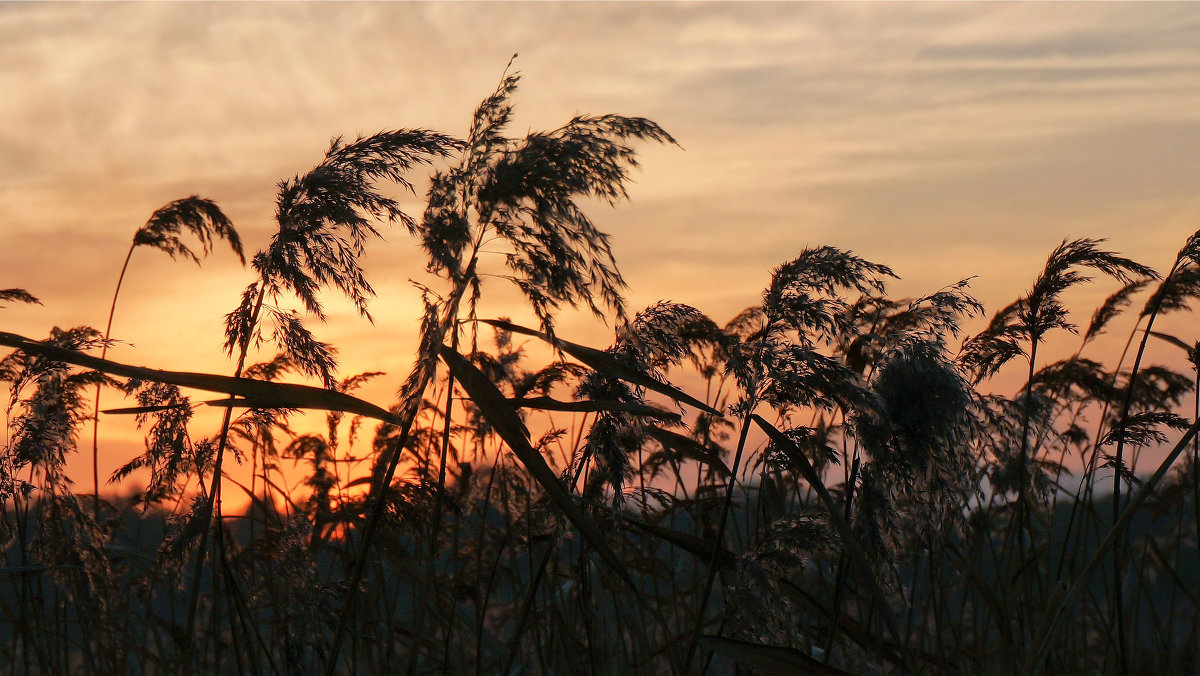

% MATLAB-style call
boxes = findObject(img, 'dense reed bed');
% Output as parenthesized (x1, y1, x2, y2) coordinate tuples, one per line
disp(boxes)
(2, 65, 1199, 674)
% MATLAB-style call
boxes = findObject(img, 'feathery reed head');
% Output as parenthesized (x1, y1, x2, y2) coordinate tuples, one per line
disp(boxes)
(260, 129, 463, 321)
(133, 196, 245, 264)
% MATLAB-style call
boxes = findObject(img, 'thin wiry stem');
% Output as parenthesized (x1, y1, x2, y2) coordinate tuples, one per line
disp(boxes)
(90, 197, 244, 518)
(183, 282, 265, 656)
(1107, 256, 1180, 670)
(91, 242, 135, 517)
(685, 405, 755, 670)
(325, 283, 464, 673)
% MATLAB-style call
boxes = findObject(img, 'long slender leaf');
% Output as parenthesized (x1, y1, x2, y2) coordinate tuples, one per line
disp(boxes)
(479, 318, 721, 414)
(101, 403, 192, 415)
(439, 345, 635, 584)
(644, 425, 731, 477)
(510, 395, 680, 421)
(441, 344, 684, 670)
(621, 515, 738, 568)
(200, 397, 299, 410)
(1025, 415, 1200, 673)
(1148, 329, 1194, 354)
(0, 330, 398, 423)
(751, 413, 905, 649)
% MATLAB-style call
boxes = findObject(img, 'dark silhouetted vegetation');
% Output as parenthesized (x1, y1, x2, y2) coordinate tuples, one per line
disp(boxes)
(3, 62, 1200, 674)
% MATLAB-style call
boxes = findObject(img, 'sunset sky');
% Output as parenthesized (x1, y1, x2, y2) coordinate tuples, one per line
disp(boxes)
(4, 2, 1200, 492)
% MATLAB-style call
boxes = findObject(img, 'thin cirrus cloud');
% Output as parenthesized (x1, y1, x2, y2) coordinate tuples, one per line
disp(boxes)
(3, 2, 1200, 482)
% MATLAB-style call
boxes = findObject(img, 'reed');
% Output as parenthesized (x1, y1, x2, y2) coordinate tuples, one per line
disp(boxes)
(2, 63, 1199, 674)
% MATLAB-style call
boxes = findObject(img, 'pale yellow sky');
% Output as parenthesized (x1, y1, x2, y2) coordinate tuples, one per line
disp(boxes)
(3, 2, 1200, 491)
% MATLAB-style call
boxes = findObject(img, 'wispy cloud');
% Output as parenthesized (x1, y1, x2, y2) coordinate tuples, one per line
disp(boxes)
(3, 1, 1200, 371)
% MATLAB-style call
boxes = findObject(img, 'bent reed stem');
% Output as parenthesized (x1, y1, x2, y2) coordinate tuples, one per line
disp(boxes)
(91, 242, 136, 518)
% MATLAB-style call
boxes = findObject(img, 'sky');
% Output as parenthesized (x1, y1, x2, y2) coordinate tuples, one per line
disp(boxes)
(3, 2, 1200, 493)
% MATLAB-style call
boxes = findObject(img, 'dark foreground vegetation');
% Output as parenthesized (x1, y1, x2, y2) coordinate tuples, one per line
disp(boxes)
(3, 63, 1200, 674)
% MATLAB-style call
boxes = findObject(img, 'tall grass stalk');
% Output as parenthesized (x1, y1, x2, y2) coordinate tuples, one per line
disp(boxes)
(7, 68, 1200, 675)
(89, 198, 244, 517)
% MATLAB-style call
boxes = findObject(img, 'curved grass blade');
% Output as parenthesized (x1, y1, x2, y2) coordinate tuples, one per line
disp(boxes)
(621, 515, 738, 568)
(511, 395, 680, 421)
(1024, 415, 1200, 673)
(1147, 329, 1195, 354)
(0, 330, 397, 423)
(199, 397, 298, 410)
(440, 344, 684, 670)
(101, 403, 192, 415)
(751, 413, 904, 649)
(479, 318, 721, 414)
(697, 635, 850, 675)
(440, 345, 632, 580)
(341, 476, 375, 491)
(645, 426, 731, 477)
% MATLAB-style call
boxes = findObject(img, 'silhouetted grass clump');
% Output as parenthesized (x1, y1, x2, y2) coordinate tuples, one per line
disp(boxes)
(3, 60, 1200, 674)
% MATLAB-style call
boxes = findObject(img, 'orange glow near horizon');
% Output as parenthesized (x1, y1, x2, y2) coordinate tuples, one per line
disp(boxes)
(5, 3, 1200, 504)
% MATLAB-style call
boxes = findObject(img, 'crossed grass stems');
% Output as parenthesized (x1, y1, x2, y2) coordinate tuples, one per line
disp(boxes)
(4, 64, 1200, 673)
